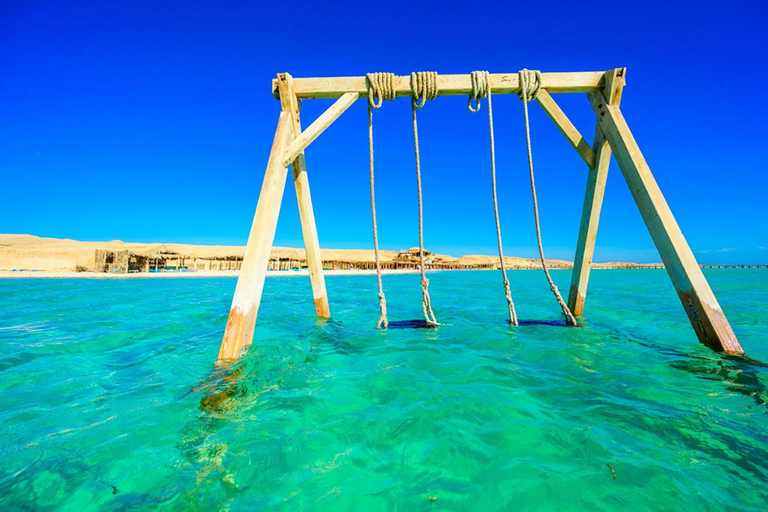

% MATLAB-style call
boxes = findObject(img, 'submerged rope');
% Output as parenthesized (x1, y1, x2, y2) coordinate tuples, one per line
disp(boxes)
(410, 72, 439, 326)
(366, 72, 396, 328)
(518, 69, 578, 326)
(468, 71, 518, 325)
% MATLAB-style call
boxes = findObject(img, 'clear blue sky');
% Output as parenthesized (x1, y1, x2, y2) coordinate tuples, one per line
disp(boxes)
(2, 0, 766, 263)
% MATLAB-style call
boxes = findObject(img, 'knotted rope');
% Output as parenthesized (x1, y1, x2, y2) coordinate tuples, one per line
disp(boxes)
(468, 70, 489, 113)
(366, 72, 396, 328)
(367, 72, 396, 108)
(411, 71, 438, 108)
(468, 70, 518, 325)
(410, 72, 439, 326)
(518, 69, 578, 326)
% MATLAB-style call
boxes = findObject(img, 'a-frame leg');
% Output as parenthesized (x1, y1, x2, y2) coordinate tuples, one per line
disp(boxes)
(589, 92, 744, 354)
(218, 111, 293, 361)
(276, 73, 331, 318)
(568, 68, 626, 315)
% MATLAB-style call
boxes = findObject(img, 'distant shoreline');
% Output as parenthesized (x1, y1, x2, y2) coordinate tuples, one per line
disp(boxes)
(0, 269, 419, 279)
(1, 265, 765, 279)
(0, 233, 640, 275)
(1, 235, 763, 278)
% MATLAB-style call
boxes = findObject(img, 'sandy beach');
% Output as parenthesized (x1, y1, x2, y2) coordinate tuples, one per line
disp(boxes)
(0, 268, 425, 279)
(0, 234, 656, 278)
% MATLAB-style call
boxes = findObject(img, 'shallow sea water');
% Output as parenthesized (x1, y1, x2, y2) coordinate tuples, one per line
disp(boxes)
(0, 269, 767, 510)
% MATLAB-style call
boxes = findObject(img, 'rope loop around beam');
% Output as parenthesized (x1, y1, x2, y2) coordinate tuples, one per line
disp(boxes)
(518, 69, 542, 102)
(366, 72, 396, 109)
(468, 70, 489, 113)
(410, 71, 438, 109)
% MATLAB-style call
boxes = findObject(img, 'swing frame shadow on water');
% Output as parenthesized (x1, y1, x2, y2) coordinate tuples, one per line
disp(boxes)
(0, 268, 766, 510)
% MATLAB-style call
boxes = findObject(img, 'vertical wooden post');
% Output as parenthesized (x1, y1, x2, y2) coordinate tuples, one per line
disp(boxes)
(568, 68, 626, 315)
(589, 92, 744, 354)
(276, 73, 331, 318)
(218, 111, 293, 361)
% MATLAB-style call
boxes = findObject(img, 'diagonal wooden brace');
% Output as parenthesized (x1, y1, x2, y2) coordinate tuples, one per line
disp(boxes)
(282, 92, 359, 166)
(535, 89, 595, 167)
(589, 91, 743, 354)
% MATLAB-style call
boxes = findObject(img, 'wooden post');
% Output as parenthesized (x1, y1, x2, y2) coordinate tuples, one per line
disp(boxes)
(276, 73, 331, 318)
(568, 68, 626, 315)
(218, 111, 293, 360)
(589, 91, 744, 354)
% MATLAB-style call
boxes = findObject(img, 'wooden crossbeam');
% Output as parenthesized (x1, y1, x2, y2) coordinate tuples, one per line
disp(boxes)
(273, 72, 605, 99)
(282, 92, 359, 166)
(535, 89, 595, 167)
(589, 91, 743, 355)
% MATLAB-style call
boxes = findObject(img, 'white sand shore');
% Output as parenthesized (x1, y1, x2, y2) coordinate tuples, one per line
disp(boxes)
(0, 234, 655, 279)
(0, 268, 427, 279)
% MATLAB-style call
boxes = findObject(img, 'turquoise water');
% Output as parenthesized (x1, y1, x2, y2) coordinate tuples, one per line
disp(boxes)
(1, 269, 767, 510)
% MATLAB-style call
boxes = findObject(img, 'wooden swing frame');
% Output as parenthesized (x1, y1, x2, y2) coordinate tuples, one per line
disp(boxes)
(216, 68, 744, 361)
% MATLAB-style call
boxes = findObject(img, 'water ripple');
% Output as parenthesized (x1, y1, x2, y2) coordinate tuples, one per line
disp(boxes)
(0, 270, 766, 509)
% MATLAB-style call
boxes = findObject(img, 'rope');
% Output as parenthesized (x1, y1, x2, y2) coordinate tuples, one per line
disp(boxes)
(366, 72, 396, 328)
(411, 71, 438, 109)
(518, 69, 578, 327)
(468, 71, 518, 325)
(468, 70, 488, 113)
(367, 72, 396, 108)
(410, 72, 439, 326)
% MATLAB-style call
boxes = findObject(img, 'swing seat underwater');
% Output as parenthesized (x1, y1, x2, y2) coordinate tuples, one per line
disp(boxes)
(366, 70, 578, 330)
(386, 319, 439, 329)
